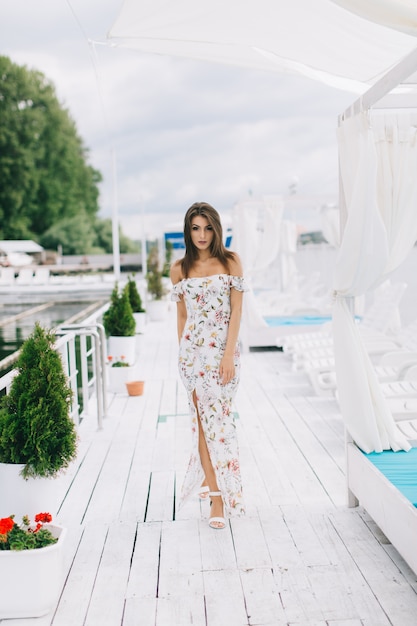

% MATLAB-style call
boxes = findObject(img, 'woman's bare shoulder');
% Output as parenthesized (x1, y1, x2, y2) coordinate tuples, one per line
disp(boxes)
(228, 252, 243, 276)
(170, 259, 184, 283)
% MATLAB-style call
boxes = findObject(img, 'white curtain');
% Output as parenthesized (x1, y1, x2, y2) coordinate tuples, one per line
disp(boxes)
(231, 197, 284, 337)
(232, 197, 284, 280)
(333, 111, 417, 453)
(279, 220, 298, 291)
(321, 206, 340, 247)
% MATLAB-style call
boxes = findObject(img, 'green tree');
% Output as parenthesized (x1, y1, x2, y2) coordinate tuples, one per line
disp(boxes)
(103, 283, 136, 337)
(40, 214, 139, 255)
(0, 323, 77, 479)
(0, 56, 102, 240)
(94, 218, 138, 254)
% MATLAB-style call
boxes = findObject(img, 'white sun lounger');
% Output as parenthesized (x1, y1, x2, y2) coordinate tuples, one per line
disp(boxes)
(280, 280, 407, 354)
(346, 440, 417, 575)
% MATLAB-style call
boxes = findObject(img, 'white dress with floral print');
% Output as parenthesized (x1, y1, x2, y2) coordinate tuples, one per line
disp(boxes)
(171, 273, 248, 517)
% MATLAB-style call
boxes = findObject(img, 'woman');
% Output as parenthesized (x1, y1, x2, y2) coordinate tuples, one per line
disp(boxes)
(170, 201, 247, 529)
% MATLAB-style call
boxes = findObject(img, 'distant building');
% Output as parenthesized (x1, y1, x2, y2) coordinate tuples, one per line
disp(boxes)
(298, 231, 328, 245)
(0, 240, 44, 266)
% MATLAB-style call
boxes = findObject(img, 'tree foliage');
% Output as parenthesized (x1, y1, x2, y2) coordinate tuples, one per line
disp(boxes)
(94, 218, 138, 254)
(0, 323, 77, 479)
(39, 216, 139, 255)
(103, 283, 136, 337)
(0, 55, 102, 240)
(125, 275, 145, 312)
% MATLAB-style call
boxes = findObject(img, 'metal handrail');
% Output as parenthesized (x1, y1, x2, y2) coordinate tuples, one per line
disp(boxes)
(56, 323, 108, 429)
(0, 303, 111, 431)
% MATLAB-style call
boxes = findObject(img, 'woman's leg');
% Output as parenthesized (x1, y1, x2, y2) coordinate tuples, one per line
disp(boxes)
(194, 392, 224, 526)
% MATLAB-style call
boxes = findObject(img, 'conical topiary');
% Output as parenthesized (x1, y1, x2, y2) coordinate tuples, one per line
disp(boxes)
(146, 244, 167, 301)
(124, 275, 145, 313)
(103, 283, 136, 337)
(0, 322, 77, 479)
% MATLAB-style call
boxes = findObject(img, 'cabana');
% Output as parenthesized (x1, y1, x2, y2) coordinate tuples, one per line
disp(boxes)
(105, 0, 417, 572)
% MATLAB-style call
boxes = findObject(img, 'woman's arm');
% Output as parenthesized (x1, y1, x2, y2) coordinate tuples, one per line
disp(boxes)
(175, 300, 187, 343)
(219, 254, 244, 385)
(170, 261, 187, 343)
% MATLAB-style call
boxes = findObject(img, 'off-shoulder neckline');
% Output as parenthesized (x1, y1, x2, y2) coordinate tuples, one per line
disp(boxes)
(177, 273, 244, 282)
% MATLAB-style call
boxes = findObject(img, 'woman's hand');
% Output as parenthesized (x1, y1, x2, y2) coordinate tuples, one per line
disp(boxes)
(219, 355, 235, 385)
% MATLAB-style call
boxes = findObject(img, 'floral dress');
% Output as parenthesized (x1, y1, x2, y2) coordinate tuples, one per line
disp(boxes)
(171, 273, 248, 517)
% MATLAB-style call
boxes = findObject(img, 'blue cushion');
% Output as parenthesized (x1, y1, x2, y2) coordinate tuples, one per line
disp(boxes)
(264, 315, 332, 327)
(365, 448, 417, 507)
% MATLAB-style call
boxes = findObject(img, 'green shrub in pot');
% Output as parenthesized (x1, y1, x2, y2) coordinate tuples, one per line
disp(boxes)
(103, 283, 136, 337)
(0, 323, 77, 479)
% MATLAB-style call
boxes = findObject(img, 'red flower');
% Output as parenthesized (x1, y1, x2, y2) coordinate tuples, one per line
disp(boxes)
(34, 512, 53, 523)
(0, 516, 14, 535)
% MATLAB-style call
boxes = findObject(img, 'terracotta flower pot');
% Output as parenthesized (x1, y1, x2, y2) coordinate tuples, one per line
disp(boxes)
(126, 380, 145, 396)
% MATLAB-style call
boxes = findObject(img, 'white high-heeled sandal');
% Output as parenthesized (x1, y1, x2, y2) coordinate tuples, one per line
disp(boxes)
(208, 491, 226, 529)
(198, 485, 210, 500)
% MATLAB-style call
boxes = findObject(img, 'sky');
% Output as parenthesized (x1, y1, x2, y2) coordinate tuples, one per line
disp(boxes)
(1, 0, 355, 238)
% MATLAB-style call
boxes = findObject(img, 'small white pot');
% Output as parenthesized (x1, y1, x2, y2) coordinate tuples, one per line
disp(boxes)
(108, 365, 135, 394)
(0, 462, 59, 521)
(147, 300, 168, 321)
(0, 524, 66, 619)
(107, 335, 137, 365)
(133, 311, 146, 334)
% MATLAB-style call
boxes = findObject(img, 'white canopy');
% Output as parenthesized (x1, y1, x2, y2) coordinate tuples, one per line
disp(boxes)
(107, 1, 417, 453)
(108, 0, 417, 95)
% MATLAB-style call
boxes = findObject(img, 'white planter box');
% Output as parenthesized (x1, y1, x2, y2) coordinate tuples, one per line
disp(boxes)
(108, 365, 135, 393)
(147, 300, 168, 321)
(107, 335, 137, 365)
(133, 311, 146, 334)
(0, 462, 60, 521)
(0, 524, 66, 619)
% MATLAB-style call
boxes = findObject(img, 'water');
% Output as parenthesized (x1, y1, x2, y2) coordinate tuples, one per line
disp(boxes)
(0, 301, 101, 365)
(1, 244, 416, 364)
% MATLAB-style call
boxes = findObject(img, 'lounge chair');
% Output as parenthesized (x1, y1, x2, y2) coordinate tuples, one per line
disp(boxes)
(280, 280, 407, 354)
(346, 439, 417, 575)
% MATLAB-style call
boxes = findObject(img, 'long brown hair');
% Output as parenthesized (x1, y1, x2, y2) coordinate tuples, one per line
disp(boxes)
(181, 202, 234, 278)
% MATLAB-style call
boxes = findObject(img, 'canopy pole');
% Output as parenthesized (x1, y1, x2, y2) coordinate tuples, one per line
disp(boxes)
(111, 149, 121, 280)
(339, 44, 417, 123)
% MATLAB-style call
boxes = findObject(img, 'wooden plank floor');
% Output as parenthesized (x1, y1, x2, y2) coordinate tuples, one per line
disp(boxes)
(3, 309, 417, 626)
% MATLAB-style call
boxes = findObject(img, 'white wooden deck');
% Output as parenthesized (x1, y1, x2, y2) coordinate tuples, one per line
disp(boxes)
(4, 311, 417, 626)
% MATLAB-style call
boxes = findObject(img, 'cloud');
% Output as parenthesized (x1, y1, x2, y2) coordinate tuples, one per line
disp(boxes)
(1, 0, 354, 238)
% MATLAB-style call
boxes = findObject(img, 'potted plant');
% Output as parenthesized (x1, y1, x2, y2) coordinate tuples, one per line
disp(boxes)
(103, 282, 137, 365)
(126, 380, 145, 396)
(107, 356, 135, 393)
(162, 239, 173, 278)
(0, 323, 77, 520)
(124, 274, 146, 334)
(0, 512, 66, 618)
(146, 243, 168, 321)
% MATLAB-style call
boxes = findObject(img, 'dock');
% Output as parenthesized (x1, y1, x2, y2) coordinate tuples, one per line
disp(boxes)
(3, 310, 417, 626)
